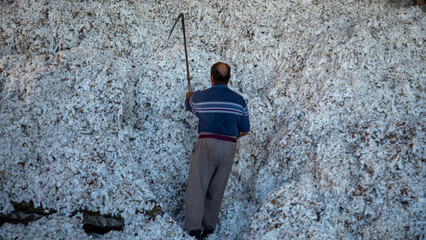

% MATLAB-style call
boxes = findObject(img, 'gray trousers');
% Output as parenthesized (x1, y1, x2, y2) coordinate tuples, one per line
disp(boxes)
(184, 133, 237, 231)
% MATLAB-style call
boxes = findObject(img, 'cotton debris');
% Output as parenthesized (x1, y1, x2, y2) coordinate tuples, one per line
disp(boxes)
(0, 0, 425, 239)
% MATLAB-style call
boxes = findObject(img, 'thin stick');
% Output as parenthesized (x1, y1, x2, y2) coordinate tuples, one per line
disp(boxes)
(168, 13, 192, 91)
(181, 14, 190, 88)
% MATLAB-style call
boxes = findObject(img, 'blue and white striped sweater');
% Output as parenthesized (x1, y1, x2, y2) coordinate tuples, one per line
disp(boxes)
(185, 84, 250, 137)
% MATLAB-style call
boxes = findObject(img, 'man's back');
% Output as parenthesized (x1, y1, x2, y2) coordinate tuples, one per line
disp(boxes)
(185, 84, 249, 137)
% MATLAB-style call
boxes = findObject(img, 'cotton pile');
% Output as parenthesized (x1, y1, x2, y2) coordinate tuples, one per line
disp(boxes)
(0, 0, 424, 239)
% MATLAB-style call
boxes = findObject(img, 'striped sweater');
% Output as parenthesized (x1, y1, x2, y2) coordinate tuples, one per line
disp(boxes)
(185, 84, 250, 137)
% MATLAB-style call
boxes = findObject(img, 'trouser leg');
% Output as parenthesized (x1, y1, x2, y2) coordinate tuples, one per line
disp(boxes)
(202, 141, 236, 230)
(184, 140, 211, 231)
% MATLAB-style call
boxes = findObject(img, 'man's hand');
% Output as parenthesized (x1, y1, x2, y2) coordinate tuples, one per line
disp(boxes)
(239, 132, 249, 137)
(186, 91, 194, 99)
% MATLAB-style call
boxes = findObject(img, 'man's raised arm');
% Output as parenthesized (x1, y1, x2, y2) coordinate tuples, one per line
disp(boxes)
(185, 91, 194, 112)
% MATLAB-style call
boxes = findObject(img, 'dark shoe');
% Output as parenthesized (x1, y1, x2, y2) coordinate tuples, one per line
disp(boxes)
(201, 228, 214, 239)
(189, 230, 202, 240)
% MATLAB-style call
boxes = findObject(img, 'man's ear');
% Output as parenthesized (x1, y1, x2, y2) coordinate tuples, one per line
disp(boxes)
(211, 76, 214, 84)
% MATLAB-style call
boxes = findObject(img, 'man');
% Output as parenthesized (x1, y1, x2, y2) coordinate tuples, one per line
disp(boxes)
(184, 62, 250, 239)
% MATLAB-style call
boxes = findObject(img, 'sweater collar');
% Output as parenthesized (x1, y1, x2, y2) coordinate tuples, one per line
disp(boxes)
(212, 84, 228, 88)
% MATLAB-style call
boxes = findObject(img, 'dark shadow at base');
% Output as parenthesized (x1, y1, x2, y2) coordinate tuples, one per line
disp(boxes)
(82, 211, 124, 235)
(0, 201, 56, 227)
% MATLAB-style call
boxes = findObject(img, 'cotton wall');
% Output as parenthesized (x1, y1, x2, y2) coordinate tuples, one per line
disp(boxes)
(0, 0, 424, 239)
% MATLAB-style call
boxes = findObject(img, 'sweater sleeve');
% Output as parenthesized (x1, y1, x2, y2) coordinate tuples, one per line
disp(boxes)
(239, 101, 250, 132)
(185, 98, 192, 112)
(185, 95, 196, 114)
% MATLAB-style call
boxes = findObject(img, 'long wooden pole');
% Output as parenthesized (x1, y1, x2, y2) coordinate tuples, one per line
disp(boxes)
(168, 13, 192, 91)
(181, 14, 190, 89)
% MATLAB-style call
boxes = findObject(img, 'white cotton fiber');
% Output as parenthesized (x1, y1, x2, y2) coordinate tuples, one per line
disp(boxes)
(0, 0, 424, 239)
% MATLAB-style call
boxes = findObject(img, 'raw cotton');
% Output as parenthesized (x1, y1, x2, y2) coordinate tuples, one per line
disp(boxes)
(0, 0, 424, 239)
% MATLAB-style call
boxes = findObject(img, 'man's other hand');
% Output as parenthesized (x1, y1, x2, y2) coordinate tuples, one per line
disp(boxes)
(186, 91, 194, 99)
(239, 132, 249, 137)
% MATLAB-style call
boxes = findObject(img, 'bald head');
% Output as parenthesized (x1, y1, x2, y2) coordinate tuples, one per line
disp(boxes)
(211, 62, 231, 84)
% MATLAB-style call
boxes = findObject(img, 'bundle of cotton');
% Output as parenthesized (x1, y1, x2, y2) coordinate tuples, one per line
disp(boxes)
(1, 0, 424, 239)
(0, 47, 152, 213)
(241, 2, 425, 239)
(0, 46, 193, 238)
